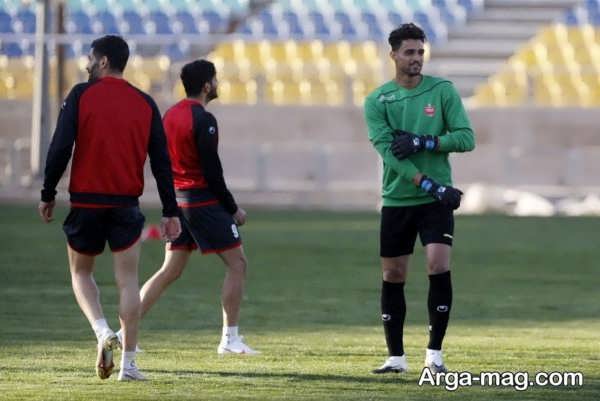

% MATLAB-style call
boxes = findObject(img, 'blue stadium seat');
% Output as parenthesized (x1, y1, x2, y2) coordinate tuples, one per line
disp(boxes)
(16, 9, 36, 33)
(334, 11, 357, 37)
(174, 10, 198, 34)
(259, 10, 279, 36)
(3, 42, 23, 57)
(149, 10, 172, 34)
(122, 10, 144, 34)
(564, 9, 583, 25)
(236, 22, 253, 35)
(282, 11, 304, 37)
(361, 11, 382, 38)
(69, 10, 93, 34)
(457, 0, 476, 14)
(166, 42, 189, 61)
(388, 11, 404, 27)
(0, 10, 13, 33)
(202, 10, 223, 33)
(95, 10, 119, 34)
(308, 11, 331, 37)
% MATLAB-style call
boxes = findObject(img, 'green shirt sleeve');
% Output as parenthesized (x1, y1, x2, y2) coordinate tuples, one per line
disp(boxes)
(437, 83, 476, 153)
(364, 95, 419, 183)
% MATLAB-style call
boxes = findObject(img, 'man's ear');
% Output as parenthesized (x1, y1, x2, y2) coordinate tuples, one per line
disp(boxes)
(99, 55, 109, 70)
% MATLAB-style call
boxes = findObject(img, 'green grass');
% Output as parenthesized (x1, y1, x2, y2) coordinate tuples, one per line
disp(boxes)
(0, 204, 598, 400)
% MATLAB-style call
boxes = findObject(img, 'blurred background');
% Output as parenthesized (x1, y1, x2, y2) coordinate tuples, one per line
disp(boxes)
(1, 0, 599, 215)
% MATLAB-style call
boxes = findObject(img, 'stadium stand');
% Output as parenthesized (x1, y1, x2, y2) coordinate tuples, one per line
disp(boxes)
(473, 0, 600, 106)
(0, 0, 482, 103)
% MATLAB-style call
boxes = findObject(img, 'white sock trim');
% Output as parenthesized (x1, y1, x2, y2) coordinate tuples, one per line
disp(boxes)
(92, 318, 110, 341)
(122, 351, 136, 370)
(223, 326, 239, 338)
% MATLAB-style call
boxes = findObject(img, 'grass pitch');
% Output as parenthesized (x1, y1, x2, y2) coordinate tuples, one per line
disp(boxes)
(0, 204, 598, 400)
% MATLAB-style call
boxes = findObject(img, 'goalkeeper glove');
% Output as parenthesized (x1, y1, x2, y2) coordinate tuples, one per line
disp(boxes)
(419, 175, 463, 210)
(391, 130, 438, 160)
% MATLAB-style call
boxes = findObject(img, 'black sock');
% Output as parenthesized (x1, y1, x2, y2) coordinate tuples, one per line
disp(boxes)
(427, 271, 452, 350)
(381, 281, 406, 356)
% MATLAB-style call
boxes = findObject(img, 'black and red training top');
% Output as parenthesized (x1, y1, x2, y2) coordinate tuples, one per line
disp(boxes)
(162, 98, 237, 214)
(41, 76, 178, 217)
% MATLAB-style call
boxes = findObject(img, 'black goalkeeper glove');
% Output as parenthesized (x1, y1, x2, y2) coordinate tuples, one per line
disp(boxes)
(419, 175, 463, 210)
(391, 130, 438, 160)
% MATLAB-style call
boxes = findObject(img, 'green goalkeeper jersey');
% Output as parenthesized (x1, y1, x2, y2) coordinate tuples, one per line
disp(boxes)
(364, 75, 475, 207)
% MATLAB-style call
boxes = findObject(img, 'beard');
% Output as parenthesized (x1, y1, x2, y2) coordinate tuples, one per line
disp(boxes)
(87, 63, 100, 81)
(404, 63, 422, 77)
(207, 86, 218, 101)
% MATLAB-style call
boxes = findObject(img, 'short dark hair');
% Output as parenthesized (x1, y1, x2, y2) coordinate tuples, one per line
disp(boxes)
(180, 59, 216, 97)
(90, 35, 129, 72)
(388, 23, 426, 50)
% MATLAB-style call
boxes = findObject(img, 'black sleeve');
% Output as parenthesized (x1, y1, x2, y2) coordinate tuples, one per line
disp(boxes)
(194, 111, 238, 215)
(146, 98, 179, 217)
(41, 84, 84, 202)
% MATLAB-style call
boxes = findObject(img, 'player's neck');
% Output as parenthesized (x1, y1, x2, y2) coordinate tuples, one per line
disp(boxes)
(98, 70, 124, 80)
(189, 94, 208, 106)
(394, 74, 422, 89)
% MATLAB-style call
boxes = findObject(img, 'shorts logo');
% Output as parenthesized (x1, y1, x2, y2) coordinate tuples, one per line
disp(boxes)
(443, 233, 453, 239)
(381, 314, 391, 321)
(231, 224, 239, 239)
(209, 126, 216, 135)
(424, 104, 435, 117)
(437, 305, 449, 312)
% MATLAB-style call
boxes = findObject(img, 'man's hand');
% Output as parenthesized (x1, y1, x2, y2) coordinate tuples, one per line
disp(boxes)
(419, 175, 463, 210)
(38, 200, 56, 223)
(233, 208, 247, 226)
(160, 216, 182, 241)
(391, 130, 438, 160)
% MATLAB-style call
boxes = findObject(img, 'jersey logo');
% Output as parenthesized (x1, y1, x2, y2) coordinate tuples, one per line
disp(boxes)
(378, 94, 395, 102)
(424, 104, 435, 117)
(209, 126, 216, 135)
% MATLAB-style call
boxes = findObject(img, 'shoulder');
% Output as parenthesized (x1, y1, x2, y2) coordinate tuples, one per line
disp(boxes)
(422, 75, 456, 93)
(365, 80, 398, 104)
(191, 105, 216, 124)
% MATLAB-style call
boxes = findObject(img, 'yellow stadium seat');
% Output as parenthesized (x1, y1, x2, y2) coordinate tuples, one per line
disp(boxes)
(218, 78, 257, 105)
(306, 77, 345, 106)
(265, 79, 306, 105)
(533, 74, 562, 106)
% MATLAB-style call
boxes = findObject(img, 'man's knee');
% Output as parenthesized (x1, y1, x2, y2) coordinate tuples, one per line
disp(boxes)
(383, 267, 407, 282)
(427, 262, 450, 275)
(226, 255, 247, 276)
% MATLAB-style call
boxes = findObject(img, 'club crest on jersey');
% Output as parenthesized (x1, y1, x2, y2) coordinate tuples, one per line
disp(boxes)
(424, 104, 435, 117)
(208, 126, 216, 135)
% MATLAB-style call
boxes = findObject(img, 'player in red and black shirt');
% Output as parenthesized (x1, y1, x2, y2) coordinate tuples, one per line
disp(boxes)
(138, 60, 258, 355)
(37, 35, 181, 381)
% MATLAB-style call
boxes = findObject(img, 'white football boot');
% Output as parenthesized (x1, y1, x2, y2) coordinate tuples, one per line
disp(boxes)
(372, 355, 408, 374)
(217, 335, 260, 355)
(424, 349, 448, 373)
(96, 330, 119, 379)
(118, 360, 147, 381)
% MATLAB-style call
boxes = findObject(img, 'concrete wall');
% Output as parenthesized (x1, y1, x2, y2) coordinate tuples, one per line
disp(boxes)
(1, 100, 599, 207)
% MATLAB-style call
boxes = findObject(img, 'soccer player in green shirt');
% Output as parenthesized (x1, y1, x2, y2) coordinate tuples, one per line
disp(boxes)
(364, 23, 475, 374)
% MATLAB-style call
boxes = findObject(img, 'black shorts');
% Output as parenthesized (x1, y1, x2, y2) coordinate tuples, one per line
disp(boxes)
(169, 203, 242, 254)
(63, 206, 145, 256)
(380, 202, 454, 257)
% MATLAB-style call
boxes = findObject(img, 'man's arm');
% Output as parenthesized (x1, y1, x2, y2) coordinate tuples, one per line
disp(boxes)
(41, 85, 82, 203)
(364, 95, 420, 183)
(147, 100, 179, 218)
(437, 83, 476, 153)
(194, 113, 238, 215)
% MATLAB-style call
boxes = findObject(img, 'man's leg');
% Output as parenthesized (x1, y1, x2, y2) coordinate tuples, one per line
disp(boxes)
(113, 240, 144, 380)
(372, 256, 409, 373)
(67, 245, 119, 379)
(67, 245, 104, 327)
(139, 246, 191, 318)
(216, 246, 258, 354)
(424, 243, 452, 371)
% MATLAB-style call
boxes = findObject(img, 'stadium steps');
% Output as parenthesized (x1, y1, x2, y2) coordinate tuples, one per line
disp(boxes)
(427, 0, 580, 97)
